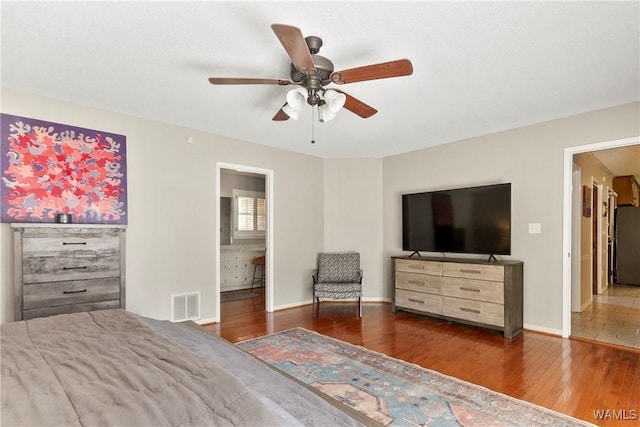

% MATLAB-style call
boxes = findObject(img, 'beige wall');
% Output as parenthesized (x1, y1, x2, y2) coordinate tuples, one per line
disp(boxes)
(1, 88, 638, 334)
(323, 159, 384, 300)
(0, 89, 325, 323)
(573, 153, 616, 309)
(383, 102, 639, 334)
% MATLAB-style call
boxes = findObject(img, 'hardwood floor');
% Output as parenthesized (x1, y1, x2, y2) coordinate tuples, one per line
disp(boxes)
(203, 295, 640, 426)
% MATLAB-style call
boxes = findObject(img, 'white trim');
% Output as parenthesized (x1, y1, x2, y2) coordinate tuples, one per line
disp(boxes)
(562, 136, 639, 338)
(196, 316, 219, 325)
(523, 323, 563, 337)
(216, 162, 275, 319)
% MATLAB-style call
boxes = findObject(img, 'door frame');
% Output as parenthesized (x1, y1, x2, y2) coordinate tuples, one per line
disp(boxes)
(570, 163, 581, 312)
(215, 162, 274, 321)
(562, 136, 639, 338)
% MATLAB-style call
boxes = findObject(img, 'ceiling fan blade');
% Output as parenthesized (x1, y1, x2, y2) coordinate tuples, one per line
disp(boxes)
(330, 59, 413, 85)
(208, 77, 293, 85)
(271, 24, 316, 74)
(334, 90, 377, 118)
(272, 104, 290, 121)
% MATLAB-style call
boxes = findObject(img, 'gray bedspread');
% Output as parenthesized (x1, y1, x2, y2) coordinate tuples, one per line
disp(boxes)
(1, 309, 367, 427)
(1, 309, 278, 426)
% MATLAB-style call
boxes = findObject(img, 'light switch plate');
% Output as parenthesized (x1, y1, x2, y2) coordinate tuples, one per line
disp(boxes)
(528, 223, 542, 234)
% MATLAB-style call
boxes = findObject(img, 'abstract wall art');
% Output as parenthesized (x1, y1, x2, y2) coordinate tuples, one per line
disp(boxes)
(1, 113, 127, 224)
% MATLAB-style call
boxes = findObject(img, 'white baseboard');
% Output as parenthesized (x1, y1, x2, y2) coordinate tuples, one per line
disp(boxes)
(196, 316, 219, 325)
(273, 297, 391, 312)
(523, 323, 563, 337)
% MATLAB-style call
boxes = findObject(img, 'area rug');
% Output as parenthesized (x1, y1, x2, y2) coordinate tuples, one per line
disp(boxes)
(238, 328, 594, 427)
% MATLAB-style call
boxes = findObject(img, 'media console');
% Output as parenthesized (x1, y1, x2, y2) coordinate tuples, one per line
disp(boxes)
(391, 256, 523, 338)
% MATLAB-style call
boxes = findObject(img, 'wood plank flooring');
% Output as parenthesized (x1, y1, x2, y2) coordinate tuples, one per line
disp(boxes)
(203, 295, 640, 426)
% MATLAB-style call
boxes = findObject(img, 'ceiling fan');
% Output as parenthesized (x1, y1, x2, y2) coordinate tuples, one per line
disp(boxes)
(208, 24, 413, 122)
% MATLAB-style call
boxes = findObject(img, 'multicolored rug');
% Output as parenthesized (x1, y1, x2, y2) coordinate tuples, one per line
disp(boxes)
(238, 328, 594, 427)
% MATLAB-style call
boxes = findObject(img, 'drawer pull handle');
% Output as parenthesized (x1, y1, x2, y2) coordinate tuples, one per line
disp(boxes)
(408, 265, 424, 270)
(460, 269, 482, 274)
(63, 289, 87, 294)
(63, 242, 87, 245)
(460, 307, 481, 314)
(62, 266, 88, 270)
(408, 280, 426, 286)
(460, 287, 481, 293)
(408, 298, 425, 304)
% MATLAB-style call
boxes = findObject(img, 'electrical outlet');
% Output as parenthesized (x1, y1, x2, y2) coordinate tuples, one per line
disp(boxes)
(528, 223, 542, 234)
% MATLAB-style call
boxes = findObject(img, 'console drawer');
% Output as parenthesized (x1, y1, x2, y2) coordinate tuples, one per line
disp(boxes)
(395, 289, 442, 314)
(396, 271, 442, 294)
(442, 277, 504, 304)
(443, 263, 504, 282)
(396, 259, 442, 275)
(442, 296, 504, 327)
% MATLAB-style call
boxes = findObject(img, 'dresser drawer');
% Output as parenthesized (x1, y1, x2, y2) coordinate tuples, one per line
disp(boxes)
(442, 296, 504, 327)
(395, 289, 442, 314)
(23, 300, 121, 320)
(443, 263, 504, 282)
(442, 277, 504, 304)
(23, 277, 121, 310)
(223, 261, 250, 271)
(395, 271, 442, 294)
(23, 253, 121, 283)
(396, 259, 442, 275)
(23, 233, 120, 256)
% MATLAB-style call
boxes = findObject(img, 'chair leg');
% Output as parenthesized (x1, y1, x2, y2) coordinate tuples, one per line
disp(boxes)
(358, 297, 362, 318)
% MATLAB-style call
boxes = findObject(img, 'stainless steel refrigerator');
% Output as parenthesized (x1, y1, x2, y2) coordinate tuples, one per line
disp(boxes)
(616, 206, 640, 285)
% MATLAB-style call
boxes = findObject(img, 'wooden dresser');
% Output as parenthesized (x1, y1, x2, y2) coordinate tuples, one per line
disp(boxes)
(13, 224, 126, 320)
(392, 256, 523, 338)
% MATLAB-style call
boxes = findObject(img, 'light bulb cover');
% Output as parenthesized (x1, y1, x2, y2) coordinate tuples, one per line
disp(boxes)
(323, 89, 346, 113)
(318, 104, 336, 122)
(286, 88, 308, 111)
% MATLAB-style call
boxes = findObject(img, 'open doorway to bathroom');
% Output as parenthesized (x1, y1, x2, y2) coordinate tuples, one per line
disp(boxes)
(216, 163, 274, 322)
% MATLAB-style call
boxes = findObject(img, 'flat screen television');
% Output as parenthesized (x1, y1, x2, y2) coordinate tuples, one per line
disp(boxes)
(402, 183, 511, 256)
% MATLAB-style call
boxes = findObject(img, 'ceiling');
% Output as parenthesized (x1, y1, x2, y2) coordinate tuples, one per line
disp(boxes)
(591, 145, 640, 184)
(1, 1, 638, 159)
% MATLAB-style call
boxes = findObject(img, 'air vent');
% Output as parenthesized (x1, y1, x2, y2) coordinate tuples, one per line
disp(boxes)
(171, 292, 200, 322)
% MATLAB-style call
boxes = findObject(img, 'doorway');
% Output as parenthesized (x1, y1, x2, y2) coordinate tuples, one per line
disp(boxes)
(563, 136, 640, 339)
(215, 162, 274, 323)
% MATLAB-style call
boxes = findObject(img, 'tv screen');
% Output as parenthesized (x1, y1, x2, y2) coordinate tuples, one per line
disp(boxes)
(402, 183, 511, 255)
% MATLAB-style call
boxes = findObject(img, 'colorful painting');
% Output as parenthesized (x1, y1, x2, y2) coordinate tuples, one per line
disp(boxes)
(1, 114, 127, 224)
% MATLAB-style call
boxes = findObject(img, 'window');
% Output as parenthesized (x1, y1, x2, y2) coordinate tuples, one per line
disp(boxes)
(233, 189, 266, 238)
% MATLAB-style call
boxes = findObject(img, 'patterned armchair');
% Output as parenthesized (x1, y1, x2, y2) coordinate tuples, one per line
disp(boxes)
(312, 252, 363, 317)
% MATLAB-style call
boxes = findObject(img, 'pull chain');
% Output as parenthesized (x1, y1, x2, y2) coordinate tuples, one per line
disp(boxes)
(310, 106, 316, 144)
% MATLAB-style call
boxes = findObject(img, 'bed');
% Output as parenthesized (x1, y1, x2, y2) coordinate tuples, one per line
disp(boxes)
(1, 309, 374, 426)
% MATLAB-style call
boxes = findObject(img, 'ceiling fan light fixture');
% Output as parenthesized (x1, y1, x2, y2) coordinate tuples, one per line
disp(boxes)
(323, 89, 346, 113)
(318, 104, 336, 123)
(282, 103, 300, 120)
(286, 87, 308, 111)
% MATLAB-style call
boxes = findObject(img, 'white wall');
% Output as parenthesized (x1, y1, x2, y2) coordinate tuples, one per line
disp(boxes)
(0, 89, 325, 323)
(323, 159, 385, 300)
(383, 102, 639, 334)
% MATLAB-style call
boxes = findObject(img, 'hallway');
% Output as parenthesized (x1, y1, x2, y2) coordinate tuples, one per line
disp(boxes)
(571, 284, 640, 349)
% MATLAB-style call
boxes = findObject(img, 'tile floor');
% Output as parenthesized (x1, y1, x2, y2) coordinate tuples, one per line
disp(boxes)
(571, 283, 640, 349)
